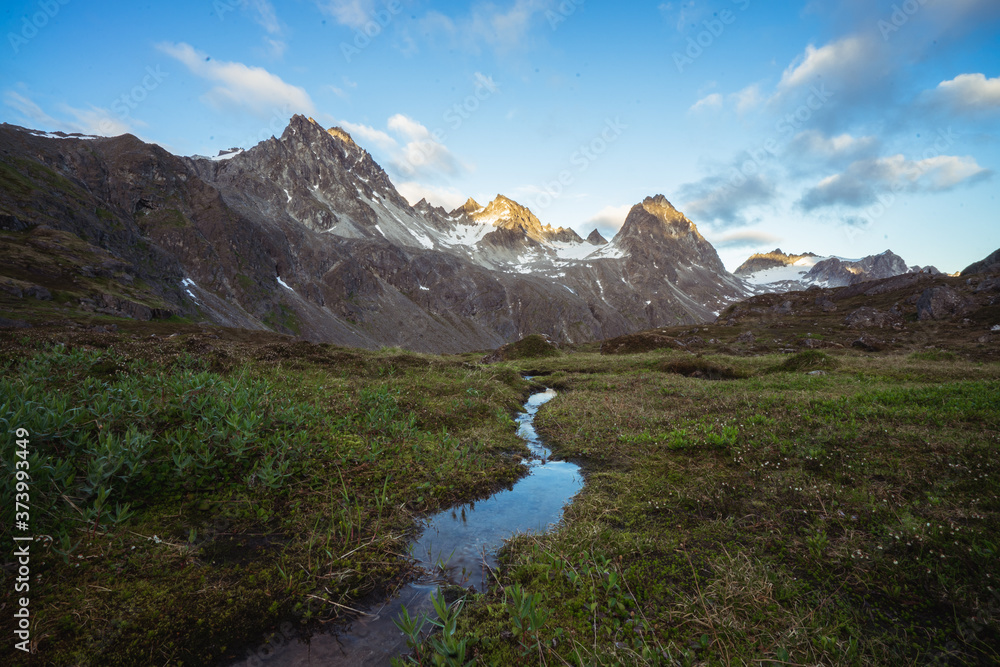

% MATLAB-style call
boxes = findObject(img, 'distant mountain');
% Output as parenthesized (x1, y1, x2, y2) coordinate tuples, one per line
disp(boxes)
(738, 248, 940, 293)
(0, 116, 748, 352)
(961, 248, 1000, 276)
(735, 249, 819, 277)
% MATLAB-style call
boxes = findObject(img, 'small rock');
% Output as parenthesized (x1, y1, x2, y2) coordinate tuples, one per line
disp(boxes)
(808, 370, 828, 376)
(851, 334, 884, 352)
(843, 306, 903, 330)
(816, 298, 837, 312)
(0, 316, 31, 329)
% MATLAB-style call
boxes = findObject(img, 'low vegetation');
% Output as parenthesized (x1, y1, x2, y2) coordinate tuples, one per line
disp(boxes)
(441, 349, 1000, 665)
(2, 324, 998, 665)
(0, 328, 529, 665)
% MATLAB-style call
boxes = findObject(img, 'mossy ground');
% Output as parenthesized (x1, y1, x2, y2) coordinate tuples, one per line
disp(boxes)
(0, 326, 530, 666)
(433, 349, 1000, 665)
(2, 323, 999, 666)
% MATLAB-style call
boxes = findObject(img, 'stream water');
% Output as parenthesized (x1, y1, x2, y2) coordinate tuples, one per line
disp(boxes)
(245, 387, 583, 666)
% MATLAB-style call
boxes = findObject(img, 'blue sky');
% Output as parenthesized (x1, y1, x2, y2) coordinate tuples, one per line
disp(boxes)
(2, 0, 998, 272)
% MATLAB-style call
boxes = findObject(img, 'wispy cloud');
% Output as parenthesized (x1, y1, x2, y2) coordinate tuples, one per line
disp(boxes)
(658, 1, 701, 33)
(689, 93, 722, 113)
(786, 130, 880, 172)
(707, 229, 782, 250)
(316, 0, 377, 29)
(157, 42, 314, 117)
(396, 182, 467, 211)
(730, 84, 762, 114)
(677, 171, 777, 227)
(586, 204, 632, 232)
(411, 0, 557, 56)
(799, 154, 991, 210)
(3, 90, 141, 137)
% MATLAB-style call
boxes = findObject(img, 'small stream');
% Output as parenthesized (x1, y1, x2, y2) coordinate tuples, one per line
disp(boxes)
(249, 387, 583, 666)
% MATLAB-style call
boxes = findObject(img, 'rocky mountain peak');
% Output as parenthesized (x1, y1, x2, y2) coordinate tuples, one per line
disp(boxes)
(587, 229, 608, 245)
(734, 248, 818, 276)
(455, 197, 482, 216)
(617, 194, 702, 243)
(326, 126, 358, 148)
(640, 195, 688, 225)
(473, 195, 584, 245)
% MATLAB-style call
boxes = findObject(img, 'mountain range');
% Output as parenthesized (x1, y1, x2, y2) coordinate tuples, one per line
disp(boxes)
(735, 248, 940, 293)
(0, 115, 943, 352)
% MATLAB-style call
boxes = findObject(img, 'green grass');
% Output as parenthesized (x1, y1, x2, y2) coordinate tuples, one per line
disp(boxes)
(3, 333, 999, 666)
(431, 350, 1000, 665)
(0, 334, 531, 666)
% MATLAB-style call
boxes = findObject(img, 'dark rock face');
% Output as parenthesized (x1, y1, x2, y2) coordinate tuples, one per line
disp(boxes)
(805, 250, 911, 287)
(961, 248, 1000, 276)
(612, 195, 744, 321)
(0, 119, 748, 352)
(586, 229, 608, 245)
(916, 287, 971, 321)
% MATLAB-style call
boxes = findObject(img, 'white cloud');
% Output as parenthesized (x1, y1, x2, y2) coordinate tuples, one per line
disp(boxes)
(777, 36, 871, 92)
(387, 114, 431, 142)
(397, 182, 467, 211)
(799, 154, 991, 210)
(316, 0, 377, 29)
(157, 42, 314, 117)
(340, 114, 463, 181)
(730, 84, 762, 113)
(689, 93, 722, 113)
(586, 204, 632, 232)
(932, 73, 1000, 113)
(339, 120, 398, 153)
(386, 114, 462, 178)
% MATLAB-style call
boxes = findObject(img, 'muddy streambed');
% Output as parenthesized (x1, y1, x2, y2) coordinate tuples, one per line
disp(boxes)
(238, 387, 583, 666)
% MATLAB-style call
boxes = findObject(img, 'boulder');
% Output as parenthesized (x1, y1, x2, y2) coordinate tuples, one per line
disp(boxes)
(24, 285, 52, 300)
(916, 287, 971, 321)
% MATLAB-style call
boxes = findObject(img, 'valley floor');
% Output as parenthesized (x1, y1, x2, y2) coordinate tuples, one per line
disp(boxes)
(1, 323, 998, 665)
